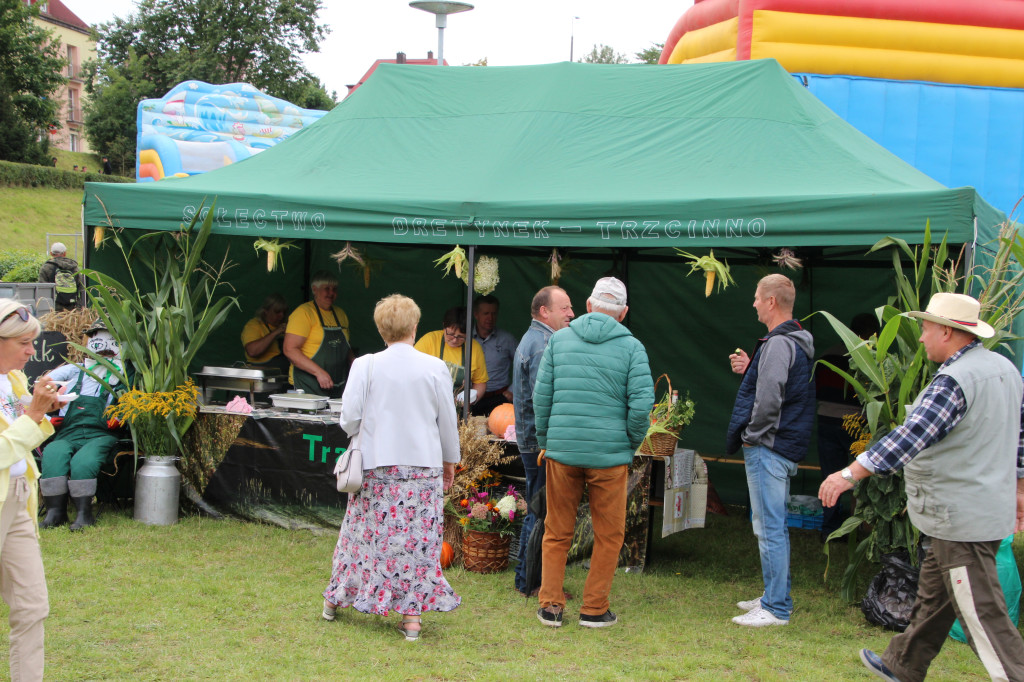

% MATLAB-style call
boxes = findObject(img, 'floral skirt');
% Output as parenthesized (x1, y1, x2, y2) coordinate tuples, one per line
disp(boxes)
(323, 465, 460, 616)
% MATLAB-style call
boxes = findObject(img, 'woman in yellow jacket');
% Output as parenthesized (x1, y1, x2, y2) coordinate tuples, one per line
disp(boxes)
(0, 299, 62, 682)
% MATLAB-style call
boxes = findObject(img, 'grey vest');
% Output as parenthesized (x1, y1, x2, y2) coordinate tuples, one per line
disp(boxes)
(904, 345, 1023, 541)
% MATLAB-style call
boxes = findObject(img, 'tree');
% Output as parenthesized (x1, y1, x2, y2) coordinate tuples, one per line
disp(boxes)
(579, 44, 629, 64)
(0, 0, 67, 164)
(462, 57, 488, 67)
(84, 0, 334, 168)
(83, 50, 156, 176)
(635, 43, 665, 65)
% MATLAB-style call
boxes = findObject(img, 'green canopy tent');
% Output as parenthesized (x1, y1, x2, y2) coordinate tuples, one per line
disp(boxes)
(82, 59, 1006, 503)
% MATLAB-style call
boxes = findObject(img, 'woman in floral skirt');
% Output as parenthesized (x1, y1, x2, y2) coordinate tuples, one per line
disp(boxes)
(323, 294, 461, 640)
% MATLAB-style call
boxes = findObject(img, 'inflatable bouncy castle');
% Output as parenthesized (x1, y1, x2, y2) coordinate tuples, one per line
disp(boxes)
(660, 1, 1024, 216)
(136, 81, 327, 182)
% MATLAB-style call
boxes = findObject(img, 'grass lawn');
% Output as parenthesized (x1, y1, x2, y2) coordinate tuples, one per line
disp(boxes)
(0, 186, 83, 255)
(3, 506, 1011, 681)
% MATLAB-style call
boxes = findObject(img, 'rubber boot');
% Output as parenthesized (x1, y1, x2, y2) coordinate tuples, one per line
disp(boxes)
(69, 495, 95, 531)
(40, 494, 69, 528)
(68, 478, 98, 531)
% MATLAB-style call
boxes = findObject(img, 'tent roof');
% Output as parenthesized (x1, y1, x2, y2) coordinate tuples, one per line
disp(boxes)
(83, 59, 1004, 248)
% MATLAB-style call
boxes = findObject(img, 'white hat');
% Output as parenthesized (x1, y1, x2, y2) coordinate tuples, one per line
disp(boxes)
(590, 277, 627, 306)
(50, 242, 67, 255)
(907, 293, 994, 338)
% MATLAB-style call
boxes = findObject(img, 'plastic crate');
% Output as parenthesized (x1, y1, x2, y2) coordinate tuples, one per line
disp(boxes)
(786, 512, 823, 530)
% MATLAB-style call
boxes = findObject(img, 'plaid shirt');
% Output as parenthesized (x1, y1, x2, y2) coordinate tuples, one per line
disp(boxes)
(856, 340, 1024, 477)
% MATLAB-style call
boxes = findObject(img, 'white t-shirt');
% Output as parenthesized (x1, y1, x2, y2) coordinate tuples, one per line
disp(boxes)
(0, 374, 28, 478)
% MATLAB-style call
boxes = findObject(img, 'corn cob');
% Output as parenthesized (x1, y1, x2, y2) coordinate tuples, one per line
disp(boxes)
(675, 249, 736, 297)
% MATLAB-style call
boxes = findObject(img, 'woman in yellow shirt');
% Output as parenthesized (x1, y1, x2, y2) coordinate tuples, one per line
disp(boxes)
(240, 294, 289, 374)
(283, 272, 355, 398)
(414, 306, 487, 405)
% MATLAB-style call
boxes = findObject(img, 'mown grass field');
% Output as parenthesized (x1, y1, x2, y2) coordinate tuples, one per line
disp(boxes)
(0, 186, 84, 255)
(4, 505, 1013, 681)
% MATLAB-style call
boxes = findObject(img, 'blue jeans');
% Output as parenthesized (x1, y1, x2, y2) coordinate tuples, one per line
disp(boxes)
(744, 444, 798, 619)
(514, 449, 546, 592)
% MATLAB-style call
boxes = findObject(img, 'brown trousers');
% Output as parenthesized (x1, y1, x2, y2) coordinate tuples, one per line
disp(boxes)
(539, 460, 627, 616)
(882, 537, 1024, 682)
(0, 477, 49, 682)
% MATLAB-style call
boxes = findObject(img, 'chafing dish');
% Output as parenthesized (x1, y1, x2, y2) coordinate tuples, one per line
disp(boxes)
(269, 393, 329, 412)
(327, 398, 343, 413)
(193, 366, 286, 404)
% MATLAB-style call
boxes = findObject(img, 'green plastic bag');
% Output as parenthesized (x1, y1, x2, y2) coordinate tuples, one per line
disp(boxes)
(950, 535, 1021, 643)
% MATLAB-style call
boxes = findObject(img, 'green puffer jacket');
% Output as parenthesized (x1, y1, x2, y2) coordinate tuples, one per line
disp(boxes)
(534, 312, 654, 468)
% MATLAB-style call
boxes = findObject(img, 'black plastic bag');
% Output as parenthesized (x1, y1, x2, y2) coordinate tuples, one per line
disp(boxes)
(861, 550, 921, 632)
(522, 485, 546, 596)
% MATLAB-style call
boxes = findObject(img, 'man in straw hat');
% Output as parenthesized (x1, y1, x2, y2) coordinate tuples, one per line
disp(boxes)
(819, 292, 1024, 682)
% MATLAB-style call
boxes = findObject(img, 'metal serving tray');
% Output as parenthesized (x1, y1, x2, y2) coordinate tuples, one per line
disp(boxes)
(193, 366, 287, 403)
(269, 393, 329, 411)
(327, 398, 343, 413)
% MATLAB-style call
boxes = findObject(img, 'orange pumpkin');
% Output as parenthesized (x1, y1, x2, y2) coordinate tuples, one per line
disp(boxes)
(487, 402, 516, 437)
(440, 541, 454, 569)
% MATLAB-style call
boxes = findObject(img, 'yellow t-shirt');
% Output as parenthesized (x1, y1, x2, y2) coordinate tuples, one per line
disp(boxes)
(241, 317, 281, 364)
(414, 330, 488, 386)
(285, 301, 351, 382)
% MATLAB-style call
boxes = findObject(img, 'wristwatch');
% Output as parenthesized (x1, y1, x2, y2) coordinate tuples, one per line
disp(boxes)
(840, 467, 855, 483)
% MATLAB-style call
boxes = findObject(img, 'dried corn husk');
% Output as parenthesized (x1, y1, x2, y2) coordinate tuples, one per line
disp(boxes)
(675, 249, 736, 297)
(39, 308, 98, 364)
(252, 238, 296, 272)
(548, 249, 562, 284)
(434, 245, 468, 279)
(330, 242, 365, 267)
(772, 248, 803, 270)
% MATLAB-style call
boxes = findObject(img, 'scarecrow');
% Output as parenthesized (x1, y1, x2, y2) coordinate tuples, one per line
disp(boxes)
(39, 320, 125, 530)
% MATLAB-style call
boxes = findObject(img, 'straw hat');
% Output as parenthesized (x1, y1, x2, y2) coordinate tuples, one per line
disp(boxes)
(907, 293, 994, 338)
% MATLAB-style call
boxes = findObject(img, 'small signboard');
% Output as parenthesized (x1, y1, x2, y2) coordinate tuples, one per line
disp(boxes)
(24, 331, 68, 385)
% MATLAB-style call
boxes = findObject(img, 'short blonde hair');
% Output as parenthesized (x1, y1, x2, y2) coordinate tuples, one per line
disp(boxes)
(374, 294, 420, 343)
(757, 274, 795, 311)
(0, 298, 41, 340)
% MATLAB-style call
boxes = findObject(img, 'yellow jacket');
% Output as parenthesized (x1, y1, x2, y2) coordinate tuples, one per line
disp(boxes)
(0, 371, 52, 536)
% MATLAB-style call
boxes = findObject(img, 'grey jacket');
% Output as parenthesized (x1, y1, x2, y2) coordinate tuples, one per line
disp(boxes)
(513, 319, 554, 452)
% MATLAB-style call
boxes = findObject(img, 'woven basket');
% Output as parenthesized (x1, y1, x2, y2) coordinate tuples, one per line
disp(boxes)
(462, 530, 511, 573)
(638, 373, 679, 455)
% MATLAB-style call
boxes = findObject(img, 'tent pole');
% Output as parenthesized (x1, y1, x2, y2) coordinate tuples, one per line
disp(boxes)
(462, 245, 476, 421)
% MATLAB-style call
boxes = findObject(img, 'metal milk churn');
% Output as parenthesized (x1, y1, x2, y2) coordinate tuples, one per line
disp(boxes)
(134, 455, 181, 525)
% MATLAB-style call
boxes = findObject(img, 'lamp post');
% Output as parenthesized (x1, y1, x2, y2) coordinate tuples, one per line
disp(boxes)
(570, 15, 580, 62)
(409, 1, 474, 67)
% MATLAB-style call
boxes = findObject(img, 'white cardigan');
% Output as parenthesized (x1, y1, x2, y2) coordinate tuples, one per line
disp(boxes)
(340, 343, 460, 471)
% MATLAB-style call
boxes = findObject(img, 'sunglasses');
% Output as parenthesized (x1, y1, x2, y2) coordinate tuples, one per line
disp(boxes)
(1, 307, 29, 325)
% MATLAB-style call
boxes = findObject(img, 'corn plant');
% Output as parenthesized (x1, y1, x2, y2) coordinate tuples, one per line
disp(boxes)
(73, 201, 238, 458)
(814, 220, 1024, 601)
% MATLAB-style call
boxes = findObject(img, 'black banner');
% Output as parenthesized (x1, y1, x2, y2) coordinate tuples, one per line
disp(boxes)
(26, 331, 68, 384)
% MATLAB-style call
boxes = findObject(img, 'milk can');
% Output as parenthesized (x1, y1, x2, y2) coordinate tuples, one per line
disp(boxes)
(134, 455, 181, 525)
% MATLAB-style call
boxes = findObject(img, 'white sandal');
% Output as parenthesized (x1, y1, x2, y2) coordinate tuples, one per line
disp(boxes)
(400, 616, 421, 641)
(322, 600, 337, 621)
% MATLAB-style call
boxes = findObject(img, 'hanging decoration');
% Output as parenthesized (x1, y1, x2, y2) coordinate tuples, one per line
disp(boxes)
(548, 248, 562, 284)
(463, 255, 500, 295)
(330, 242, 365, 267)
(772, 247, 804, 270)
(675, 249, 736, 297)
(434, 245, 468, 279)
(93, 225, 106, 250)
(252, 238, 297, 272)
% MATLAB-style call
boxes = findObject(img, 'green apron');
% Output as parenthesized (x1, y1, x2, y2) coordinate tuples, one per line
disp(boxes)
(439, 342, 466, 394)
(292, 305, 350, 398)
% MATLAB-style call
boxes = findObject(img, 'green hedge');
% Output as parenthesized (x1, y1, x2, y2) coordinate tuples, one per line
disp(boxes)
(0, 250, 48, 282)
(0, 160, 133, 189)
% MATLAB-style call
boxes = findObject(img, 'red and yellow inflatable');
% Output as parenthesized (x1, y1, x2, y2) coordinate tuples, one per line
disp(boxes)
(660, 0, 1024, 89)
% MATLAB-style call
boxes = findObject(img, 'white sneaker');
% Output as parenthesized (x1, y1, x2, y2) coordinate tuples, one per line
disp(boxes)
(731, 605, 789, 627)
(736, 595, 763, 611)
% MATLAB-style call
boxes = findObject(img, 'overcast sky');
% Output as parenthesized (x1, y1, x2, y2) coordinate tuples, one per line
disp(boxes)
(61, 0, 691, 99)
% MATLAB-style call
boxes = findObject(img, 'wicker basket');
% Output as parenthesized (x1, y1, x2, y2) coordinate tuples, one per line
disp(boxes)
(462, 530, 511, 573)
(638, 373, 679, 456)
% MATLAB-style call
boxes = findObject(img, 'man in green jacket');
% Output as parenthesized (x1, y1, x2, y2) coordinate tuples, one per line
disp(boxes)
(533, 277, 654, 629)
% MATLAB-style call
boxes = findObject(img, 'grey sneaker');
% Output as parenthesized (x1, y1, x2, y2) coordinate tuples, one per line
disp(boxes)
(736, 595, 763, 611)
(579, 610, 617, 628)
(537, 605, 563, 628)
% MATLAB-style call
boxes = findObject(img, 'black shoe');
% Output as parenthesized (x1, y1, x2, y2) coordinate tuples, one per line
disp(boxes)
(69, 495, 96, 531)
(537, 606, 563, 628)
(579, 610, 617, 628)
(40, 494, 69, 529)
(859, 649, 901, 681)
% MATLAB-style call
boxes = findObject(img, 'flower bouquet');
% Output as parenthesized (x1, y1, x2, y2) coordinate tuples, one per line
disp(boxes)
(446, 476, 527, 573)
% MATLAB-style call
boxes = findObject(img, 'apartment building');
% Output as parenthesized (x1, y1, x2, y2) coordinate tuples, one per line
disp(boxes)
(24, 0, 96, 153)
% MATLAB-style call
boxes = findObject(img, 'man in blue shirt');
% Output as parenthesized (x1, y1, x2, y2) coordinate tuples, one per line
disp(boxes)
(471, 295, 519, 417)
(511, 286, 574, 596)
(820, 293, 1024, 682)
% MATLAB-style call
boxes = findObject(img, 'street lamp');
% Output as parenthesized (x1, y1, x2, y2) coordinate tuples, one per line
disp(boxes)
(570, 16, 580, 62)
(409, 1, 474, 67)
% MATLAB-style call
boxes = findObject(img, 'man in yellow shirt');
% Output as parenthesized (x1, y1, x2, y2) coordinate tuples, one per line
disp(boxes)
(415, 306, 487, 405)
